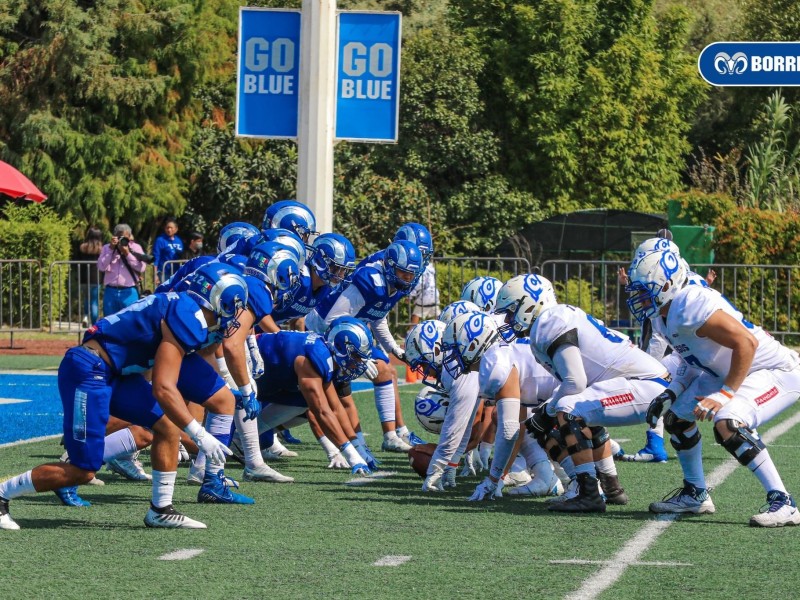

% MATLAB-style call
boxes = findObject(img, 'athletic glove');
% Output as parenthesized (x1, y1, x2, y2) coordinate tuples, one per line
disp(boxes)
(443, 466, 457, 489)
(350, 463, 371, 476)
(341, 441, 371, 476)
(467, 476, 504, 501)
(392, 347, 407, 363)
(327, 451, 350, 469)
(185, 421, 232, 466)
(363, 359, 379, 380)
(646, 389, 676, 428)
(524, 404, 555, 442)
(177, 442, 190, 463)
(422, 459, 447, 492)
(354, 440, 381, 471)
(460, 449, 478, 477)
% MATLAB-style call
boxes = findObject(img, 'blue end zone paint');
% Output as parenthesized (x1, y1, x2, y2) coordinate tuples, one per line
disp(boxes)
(0, 374, 377, 445)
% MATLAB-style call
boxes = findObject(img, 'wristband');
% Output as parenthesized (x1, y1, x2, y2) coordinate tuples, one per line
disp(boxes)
(184, 419, 202, 438)
(720, 385, 735, 399)
(447, 462, 459, 468)
(239, 383, 253, 397)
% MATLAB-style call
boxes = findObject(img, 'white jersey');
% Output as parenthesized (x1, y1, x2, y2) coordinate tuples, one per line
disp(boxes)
(530, 304, 666, 384)
(665, 285, 799, 390)
(479, 341, 557, 407)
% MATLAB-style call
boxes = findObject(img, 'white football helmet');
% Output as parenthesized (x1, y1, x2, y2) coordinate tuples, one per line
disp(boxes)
(493, 274, 557, 340)
(442, 311, 500, 379)
(633, 237, 681, 261)
(626, 249, 688, 323)
(405, 320, 447, 388)
(439, 300, 482, 324)
(460, 276, 502, 311)
(414, 387, 450, 434)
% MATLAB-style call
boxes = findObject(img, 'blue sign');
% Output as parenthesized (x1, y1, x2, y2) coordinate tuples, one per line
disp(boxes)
(236, 8, 301, 138)
(699, 42, 800, 87)
(335, 12, 402, 142)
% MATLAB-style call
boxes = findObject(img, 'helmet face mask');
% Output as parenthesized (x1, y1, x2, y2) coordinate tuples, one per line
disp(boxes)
(324, 316, 374, 383)
(245, 242, 301, 293)
(626, 249, 686, 323)
(442, 312, 499, 379)
(405, 320, 446, 389)
(310, 233, 356, 291)
(187, 265, 249, 339)
(383, 240, 424, 291)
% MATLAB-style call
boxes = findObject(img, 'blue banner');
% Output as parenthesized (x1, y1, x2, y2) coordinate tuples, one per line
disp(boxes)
(335, 12, 402, 142)
(236, 8, 301, 138)
(699, 42, 800, 87)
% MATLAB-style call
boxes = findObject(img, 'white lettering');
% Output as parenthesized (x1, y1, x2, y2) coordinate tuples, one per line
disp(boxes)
(244, 37, 295, 73)
(343, 42, 368, 76)
(340, 79, 392, 100)
(775, 56, 785, 71)
(271, 38, 294, 73)
(243, 74, 295, 95)
(245, 37, 270, 72)
(369, 43, 393, 77)
(341, 79, 355, 98)
(763, 56, 773, 71)
(752, 56, 762, 71)
(788, 56, 797, 71)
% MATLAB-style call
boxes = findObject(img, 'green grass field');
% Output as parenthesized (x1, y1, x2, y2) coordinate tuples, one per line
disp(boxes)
(3, 384, 800, 600)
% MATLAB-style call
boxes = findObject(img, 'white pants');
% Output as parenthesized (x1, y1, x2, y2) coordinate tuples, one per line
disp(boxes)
(550, 377, 667, 427)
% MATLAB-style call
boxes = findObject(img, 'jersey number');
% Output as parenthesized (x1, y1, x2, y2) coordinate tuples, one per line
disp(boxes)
(586, 315, 625, 344)
(683, 354, 720, 377)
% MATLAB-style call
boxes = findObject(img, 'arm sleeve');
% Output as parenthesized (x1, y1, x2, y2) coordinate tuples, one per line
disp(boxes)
(550, 344, 588, 403)
(323, 284, 366, 326)
(667, 355, 702, 397)
(373, 318, 400, 355)
(429, 374, 481, 468)
(97, 245, 113, 271)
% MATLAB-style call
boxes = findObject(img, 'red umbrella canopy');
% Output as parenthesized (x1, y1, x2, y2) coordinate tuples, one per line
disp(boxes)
(0, 160, 47, 202)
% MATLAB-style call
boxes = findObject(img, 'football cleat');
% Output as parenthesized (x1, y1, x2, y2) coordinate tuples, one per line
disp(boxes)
(598, 472, 629, 505)
(242, 464, 294, 483)
(107, 452, 152, 481)
(404, 431, 427, 446)
(749, 490, 800, 528)
(0, 497, 20, 530)
(621, 430, 669, 463)
(609, 438, 625, 460)
(177, 443, 191, 463)
(649, 480, 715, 514)
(278, 429, 303, 445)
(507, 473, 564, 497)
(502, 470, 533, 488)
(144, 504, 207, 529)
(261, 440, 298, 460)
(198, 471, 255, 504)
(381, 435, 412, 453)
(54, 486, 91, 507)
(547, 473, 606, 513)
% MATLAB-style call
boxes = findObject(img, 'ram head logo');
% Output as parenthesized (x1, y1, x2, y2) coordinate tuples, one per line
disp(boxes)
(714, 52, 748, 75)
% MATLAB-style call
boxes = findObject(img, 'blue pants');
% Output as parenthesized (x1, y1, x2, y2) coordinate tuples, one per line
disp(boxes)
(103, 286, 139, 317)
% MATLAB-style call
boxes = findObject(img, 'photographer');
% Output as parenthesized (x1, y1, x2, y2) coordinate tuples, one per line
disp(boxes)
(97, 224, 148, 317)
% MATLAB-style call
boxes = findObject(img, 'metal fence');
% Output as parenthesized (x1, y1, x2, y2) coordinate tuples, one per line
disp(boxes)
(0, 260, 42, 344)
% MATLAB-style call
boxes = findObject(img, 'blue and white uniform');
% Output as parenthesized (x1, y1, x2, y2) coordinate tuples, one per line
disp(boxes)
(271, 266, 331, 324)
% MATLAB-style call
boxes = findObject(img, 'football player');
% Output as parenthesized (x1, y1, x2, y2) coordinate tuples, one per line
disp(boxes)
(460, 276, 502, 312)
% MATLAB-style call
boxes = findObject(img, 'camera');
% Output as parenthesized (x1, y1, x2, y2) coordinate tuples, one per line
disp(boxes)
(131, 250, 155, 264)
(117, 237, 129, 248)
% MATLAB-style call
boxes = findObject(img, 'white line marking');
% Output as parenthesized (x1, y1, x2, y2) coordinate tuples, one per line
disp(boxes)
(614, 438, 631, 443)
(158, 548, 205, 561)
(0, 434, 60, 450)
(344, 470, 396, 486)
(564, 409, 800, 600)
(551, 559, 692, 567)
(373, 555, 411, 566)
(0, 398, 31, 405)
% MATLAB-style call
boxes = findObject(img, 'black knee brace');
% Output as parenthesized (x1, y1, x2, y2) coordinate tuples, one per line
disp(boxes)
(664, 410, 701, 451)
(334, 380, 352, 399)
(559, 414, 593, 455)
(714, 419, 765, 466)
(546, 428, 566, 461)
(589, 426, 610, 449)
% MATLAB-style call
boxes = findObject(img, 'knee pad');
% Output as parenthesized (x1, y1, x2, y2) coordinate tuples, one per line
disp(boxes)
(558, 414, 592, 455)
(544, 428, 565, 461)
(335, 380, 352, 399)
(663, 410, 701, 451)
(714, 419, 765, 466)
(589, 426, 609, 449)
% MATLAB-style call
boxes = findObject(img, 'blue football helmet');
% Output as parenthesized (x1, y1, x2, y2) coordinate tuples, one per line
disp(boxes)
(245, 241, 301, 293)
(394, 223, 433, 265)
(216, 252, 247, 272)
(260, 228, 307, 264)
(186, 264, 249, 338)
(310, 233, 356, 291)
(405, 319, 447, 389)
(218, 222, 261, 254)
(626, 249, 688, 323)
(441, 311, 500, 379)
(438, 300, 482, 325)
(324, 316, 374, 383)
(383, 240, 424, 292)
(460, 276, 502, 312)
(262, 200, 317, 243)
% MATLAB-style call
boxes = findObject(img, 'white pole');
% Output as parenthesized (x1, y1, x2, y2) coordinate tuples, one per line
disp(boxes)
(297, 0, 337, 234)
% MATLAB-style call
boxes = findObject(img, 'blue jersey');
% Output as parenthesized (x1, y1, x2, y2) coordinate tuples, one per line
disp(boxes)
(84, 293, 209, 375)
(315, 263, 407, 324)
(356, 249, 384, 270)
(155, 256, 214, 294)
(243, 274, 274, 322)
(271, 267, 331, 324)
(255, 331, 334, 393)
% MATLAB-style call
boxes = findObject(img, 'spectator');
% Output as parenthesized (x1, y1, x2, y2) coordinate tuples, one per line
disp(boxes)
(182, 232, 205, 260)
(152, 217, 183, 284)
(77, 227, 103, 327)
(408, 261, 440, 328)
(97, 224, 147, 316)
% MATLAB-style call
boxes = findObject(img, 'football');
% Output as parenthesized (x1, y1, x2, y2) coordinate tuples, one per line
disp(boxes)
(407, 443, 437, 478)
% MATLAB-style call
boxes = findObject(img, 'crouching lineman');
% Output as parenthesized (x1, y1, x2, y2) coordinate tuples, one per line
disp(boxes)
(253, 317, 378, 475)
(495, 274, 671, 513)
(627, 250, 800, 526)
(0, 264, 249, 530)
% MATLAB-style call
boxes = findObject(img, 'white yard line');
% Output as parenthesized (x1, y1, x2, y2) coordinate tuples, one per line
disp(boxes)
(373, 555, 411, 566)
(551, 559, 692, 567)
(0, 398, 31, 405)
(344, 470, 396, 486)
(564, 410, 800, 600)
(0, 434, 60, 450)
(158, 548, 205, 561)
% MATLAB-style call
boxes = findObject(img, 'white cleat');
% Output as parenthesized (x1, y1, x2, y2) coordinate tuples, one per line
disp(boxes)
(261, 441, 298, 460)
(87, 476, 105, 486)
(381, 436, 412, 453)
(243, 464, 294, 483)
(144, 504, 207, 529)
(107, 452, 152, 481)
(502, 470, 533, 488)
(649, 483, 715, 514)
(0, 499, 20, 531)
(507, 473, 565, 497)
(749, 491, 800, 528)
(186, 463, 204, 486)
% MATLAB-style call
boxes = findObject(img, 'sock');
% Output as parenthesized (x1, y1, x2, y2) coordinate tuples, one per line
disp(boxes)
(151, 470, 176, 508)
(374, 381, 395, 423)
(653, 417, 665, 438)
(747, 448, 787, 494)
(234, 408, 264, 469)
(259, 429, 275, 450)
(396, 425, 409, 437)
(102, 428, 138, 462)
(595, 456, 617, 476)
(0, 470, 36, 500)
(205, 412, 233, 477)
(574, 461, 597, 477)
(560, 455, 576, 478)
(318, 435, 338, 458)
(383, 431, 401, 442)
(675, 436, 706, 489)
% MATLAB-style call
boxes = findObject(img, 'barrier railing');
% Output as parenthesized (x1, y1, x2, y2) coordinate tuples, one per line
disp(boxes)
(0, 260, 42, 346)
